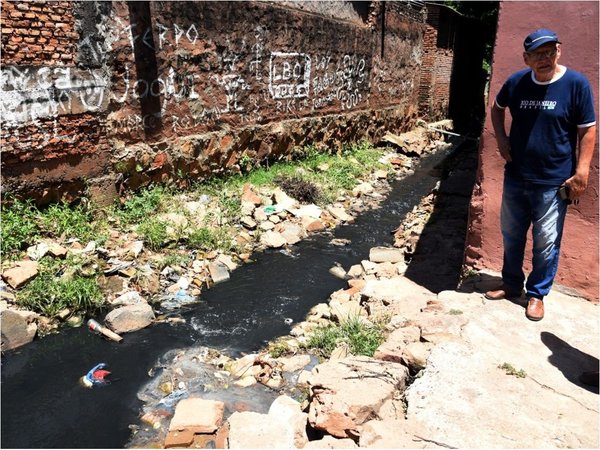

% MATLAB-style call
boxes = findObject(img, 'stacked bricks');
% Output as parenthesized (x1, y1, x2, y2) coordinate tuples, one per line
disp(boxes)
(1, 0, 77, 65)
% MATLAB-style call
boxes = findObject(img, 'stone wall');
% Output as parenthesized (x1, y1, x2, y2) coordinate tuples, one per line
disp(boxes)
(465, 1, 599, 301)
(1, 1, 430, 204)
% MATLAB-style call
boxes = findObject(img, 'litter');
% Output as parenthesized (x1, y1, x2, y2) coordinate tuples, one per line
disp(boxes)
(81, 363, 112, 388)
(88, 319, 123, 342)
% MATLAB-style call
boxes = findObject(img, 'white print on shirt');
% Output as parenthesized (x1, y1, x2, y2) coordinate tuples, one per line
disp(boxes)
(519, 100, 557, 110)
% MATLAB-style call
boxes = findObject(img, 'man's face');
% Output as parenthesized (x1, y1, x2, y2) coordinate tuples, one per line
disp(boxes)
(523, 43, 561, 78)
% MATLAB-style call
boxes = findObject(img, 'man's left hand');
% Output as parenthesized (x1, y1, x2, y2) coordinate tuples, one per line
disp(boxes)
(564, 172, 589, 200)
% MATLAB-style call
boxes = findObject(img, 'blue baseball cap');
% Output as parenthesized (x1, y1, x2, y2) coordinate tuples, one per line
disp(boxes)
(524, 28, 560, 52)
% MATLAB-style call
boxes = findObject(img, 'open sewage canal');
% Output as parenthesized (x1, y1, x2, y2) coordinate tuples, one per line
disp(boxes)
(1, 140, 473, 448)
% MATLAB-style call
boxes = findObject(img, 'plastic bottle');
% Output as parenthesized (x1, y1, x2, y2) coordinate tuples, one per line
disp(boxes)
(87, 319, 123, 342)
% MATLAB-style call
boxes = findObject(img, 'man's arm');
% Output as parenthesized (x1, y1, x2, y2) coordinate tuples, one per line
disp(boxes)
(490, 103, 512, 162)
(565, 125, 597, 199)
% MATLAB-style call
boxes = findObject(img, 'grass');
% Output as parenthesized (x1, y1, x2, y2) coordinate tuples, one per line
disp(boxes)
(2, 139, 389, 324)
(306, 316, 385, 358)
(267, 339, 291, 358)
(1, 196, 40, 255)
(40, 201, 102, 242)
(498, 362, 527, 378)
(17, 258, 104, 318)
(113, 185, 170, 225)
(137, 218, 170, 251)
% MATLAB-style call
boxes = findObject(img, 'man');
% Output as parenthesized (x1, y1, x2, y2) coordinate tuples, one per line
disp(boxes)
(485, 28, 597, 321)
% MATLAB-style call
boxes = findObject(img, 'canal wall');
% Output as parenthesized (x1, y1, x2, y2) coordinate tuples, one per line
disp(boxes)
(1, 0, 467, 205)
(465, 1, 599, 301)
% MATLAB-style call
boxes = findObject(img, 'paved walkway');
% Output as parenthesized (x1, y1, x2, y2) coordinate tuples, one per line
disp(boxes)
(401, 270, 599, 449)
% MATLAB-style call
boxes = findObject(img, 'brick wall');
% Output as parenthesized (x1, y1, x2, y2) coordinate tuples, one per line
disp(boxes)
(1, 1, 436, 205)
(418, 4, 455, 122)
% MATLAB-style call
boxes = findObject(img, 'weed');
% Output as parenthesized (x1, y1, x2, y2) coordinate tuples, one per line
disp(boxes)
(187, 227, 236, 252)
(138, 218, 169, 251)
(498, 362, 527, 378)
(115, 186, 168, 224)
(267, 339, 290, 358)
(307, 317, 385, 358)
(448, 309, 463, 315)
(1, 196, 40, 255)
(18, 268, 104, 318)
(40, 201, 99, 242)
(158, 252, 192, 270)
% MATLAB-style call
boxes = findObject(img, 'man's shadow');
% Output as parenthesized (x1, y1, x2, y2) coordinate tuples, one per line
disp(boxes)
(541, 331, 599, 394)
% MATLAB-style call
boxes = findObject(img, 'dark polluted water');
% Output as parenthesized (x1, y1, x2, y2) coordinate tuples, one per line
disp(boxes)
(1, 144, 460, 449)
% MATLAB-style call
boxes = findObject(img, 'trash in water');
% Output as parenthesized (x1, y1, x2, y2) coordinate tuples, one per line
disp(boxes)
(284, 318, 293, 325)
(157, 388, 187, 408)
(88, 319, 123, 342)
(81, 363, 112, 388)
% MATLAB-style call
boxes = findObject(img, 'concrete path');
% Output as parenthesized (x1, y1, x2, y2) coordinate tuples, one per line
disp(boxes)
(402, 270, 599, 449)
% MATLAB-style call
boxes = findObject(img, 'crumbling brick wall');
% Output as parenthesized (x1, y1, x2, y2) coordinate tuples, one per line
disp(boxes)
(1, 0, 431, 204)
(418, 3, 455, 122)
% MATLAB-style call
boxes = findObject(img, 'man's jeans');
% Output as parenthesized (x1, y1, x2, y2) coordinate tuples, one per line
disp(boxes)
(501, 175, 568, 300)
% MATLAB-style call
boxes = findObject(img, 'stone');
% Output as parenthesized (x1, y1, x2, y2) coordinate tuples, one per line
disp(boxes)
(369, 247, 405, 263)
(111, 291, 145, 306)
(273, 188, 297, 210)
(360, 277, 432, 319)
(47, 242, 68, 258)
(208, 262, 230, 284)
(216, 254, 237, 271)
(329, 299, 363, 323)
(259, 220, 275, 231)
(227, 403, 305, 449)
(306, 356, 409, 438)
(268, 395, 308, 448)
(2, 260, 39, 289)
(347, 264, 364, 278)
(278, 222, 306, 245)
(0, 309, 37, 350)
(304, 436, 358, 448)
(226, 354, 258, 378)
(234, 375, 257, 387)
(327, 206, 353, 222)
(253, 207, 268, 222)
(359, 419, 426, 448)
(288, 204, 322, 219)
(260, 231, 287, 248)
(329, 265, 347, 280)
(26, 243, 49, 260)
(241, 216, 257, 229)
(274, 354, 312, 372)
(104, 303, 155, 333)
(164, 430, 195, 448)
(401, 341, 434, 370)
(241, 184, 263, 205)
(301, 216, 326, 232)
(352, 182, 374, 196)
(168, 398, 224, 433)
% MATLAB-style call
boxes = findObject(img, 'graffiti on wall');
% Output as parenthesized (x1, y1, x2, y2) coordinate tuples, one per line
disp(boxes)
(1, 18, 383, 141)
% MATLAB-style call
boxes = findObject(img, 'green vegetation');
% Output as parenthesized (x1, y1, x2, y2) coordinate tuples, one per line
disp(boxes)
(448, 309, 463, 315)
(137, 218, 170, 251)
(187, 227, 237, 252)
(41, 201, 102, 242)
(306, 316, 385, 358)
(2, 139, 390, 323)
(113, 185, 170, 224)
(498, 362, 527, 378)
(18, 258, 103, 318)
(1, 196, 40, 255)
(267, 339, 290, 358)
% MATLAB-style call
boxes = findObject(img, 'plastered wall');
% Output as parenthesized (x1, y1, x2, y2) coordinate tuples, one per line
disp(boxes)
(465, 1, 599, 301)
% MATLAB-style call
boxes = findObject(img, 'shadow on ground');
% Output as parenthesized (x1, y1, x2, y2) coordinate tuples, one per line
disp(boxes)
(541, 331, 600, 395)
(403, 138, 478, 293)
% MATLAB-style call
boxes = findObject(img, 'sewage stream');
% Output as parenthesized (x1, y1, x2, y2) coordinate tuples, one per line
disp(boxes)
(1, 143, 465, 448)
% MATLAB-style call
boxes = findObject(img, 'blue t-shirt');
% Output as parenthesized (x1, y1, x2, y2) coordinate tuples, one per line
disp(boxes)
(495, 67, 596, 185)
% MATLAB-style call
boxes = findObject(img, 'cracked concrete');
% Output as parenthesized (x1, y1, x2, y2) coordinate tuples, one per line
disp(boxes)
(402, 273, 599, 449)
